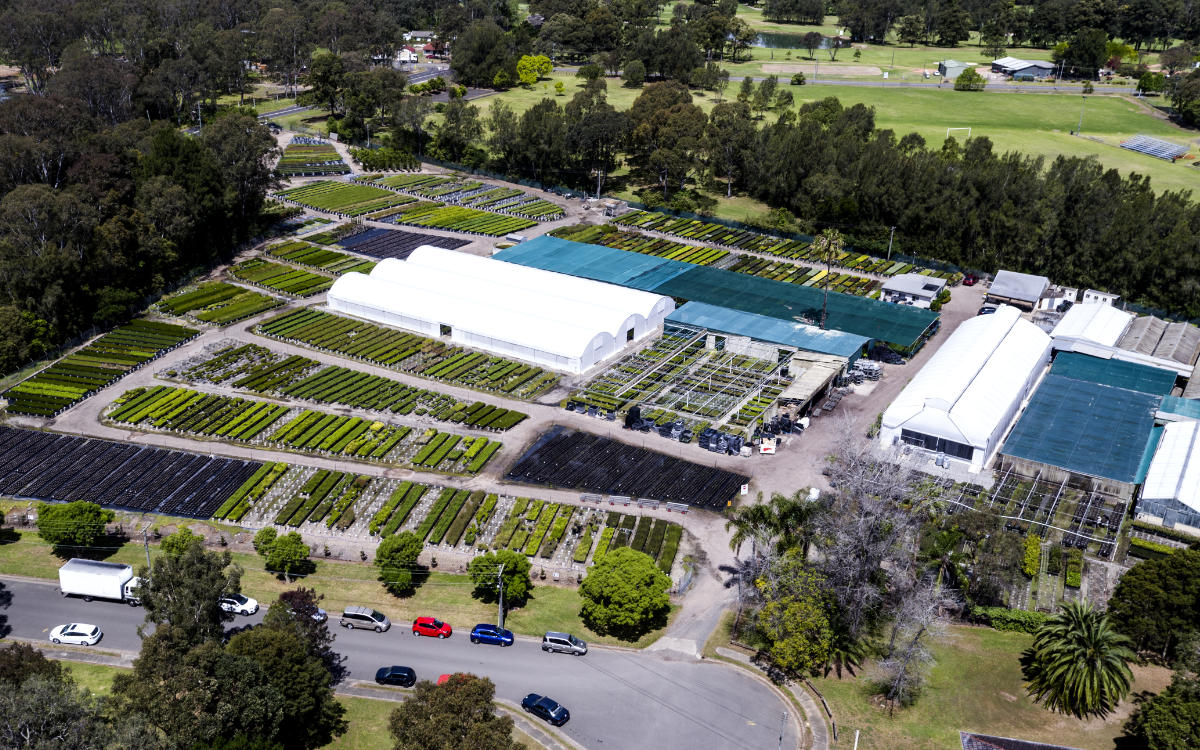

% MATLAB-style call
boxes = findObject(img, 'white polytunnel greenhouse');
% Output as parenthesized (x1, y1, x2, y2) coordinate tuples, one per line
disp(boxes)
(326, 247, 674, 374)
(878, 305, 1052, 471)
(1138, 420, 1200, 534)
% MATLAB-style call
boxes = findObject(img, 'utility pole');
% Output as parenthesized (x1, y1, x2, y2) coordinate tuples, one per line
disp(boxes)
(142, 527, 151, 572)
(496, 563, 505, 629)
(1076, 93, 1087, 135)
(886, 225, 896, 261)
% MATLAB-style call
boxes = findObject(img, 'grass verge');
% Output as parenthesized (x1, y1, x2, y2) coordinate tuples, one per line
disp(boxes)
(0, 527, 673, 648)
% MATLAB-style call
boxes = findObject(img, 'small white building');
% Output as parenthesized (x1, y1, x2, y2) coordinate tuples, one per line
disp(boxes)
(404, 30, 435, 42)
(879, 305, 1052, 471)
(1138, 420, 1200, 534)
(1051, 303, 1134, 351)
(1082, 289, 1120, 306)
(881, 273, 947, 308)
(395, 46, 418, 64)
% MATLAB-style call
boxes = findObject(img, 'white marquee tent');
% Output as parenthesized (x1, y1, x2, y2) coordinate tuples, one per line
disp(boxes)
(879, 305, 1052, 471)
(326, 247, 674, 374)
(1139, 420, 1200, 534)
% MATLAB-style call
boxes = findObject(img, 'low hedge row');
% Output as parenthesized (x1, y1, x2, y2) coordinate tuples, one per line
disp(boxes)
(658, 524, 682, 574)
(972, 606, 1050, 634)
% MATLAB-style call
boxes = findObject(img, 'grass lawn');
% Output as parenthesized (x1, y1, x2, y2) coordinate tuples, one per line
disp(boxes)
(0, 526, 672, 648)
(63, 660, 127, 697)
(480, 73, 1198, 196)
(809, 625, 1172, 750)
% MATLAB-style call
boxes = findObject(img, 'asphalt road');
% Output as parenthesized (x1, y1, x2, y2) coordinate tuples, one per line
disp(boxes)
(1, 578, 798, 750)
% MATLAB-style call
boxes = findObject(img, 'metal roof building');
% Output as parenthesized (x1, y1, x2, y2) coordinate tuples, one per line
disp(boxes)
(1139, 420, 1200, 534)
(667, 301, 869, 360)
(879, 305, 1051, 472)
(496, 236, 939, 350)
(1000, 353, 1167, 490)
(1117, 314, 1200, 371)
(986, 270, 1049, 311)
(1049, 352, 1177, 396)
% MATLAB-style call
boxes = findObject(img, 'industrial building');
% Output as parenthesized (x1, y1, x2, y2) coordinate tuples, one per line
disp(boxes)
(495, 236, 939, 352)
(326, 247, 673, 374)
(986, 270, 1050, 311)
(1000, 353, 1174, 497)
(881, 273, 947, 308)
(879, 305, 1051, 472)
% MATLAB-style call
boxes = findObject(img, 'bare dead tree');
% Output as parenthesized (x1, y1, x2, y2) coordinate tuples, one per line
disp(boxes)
(877, 577, 962, 713)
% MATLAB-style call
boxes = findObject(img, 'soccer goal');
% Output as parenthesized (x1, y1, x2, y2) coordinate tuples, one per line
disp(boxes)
(946, 127, 972, 140)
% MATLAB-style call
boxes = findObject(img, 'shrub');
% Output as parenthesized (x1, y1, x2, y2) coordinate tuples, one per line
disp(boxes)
(253, 527, 278, 555)
(790, 72, 806, 85)
(1047, 545, 1063, 576)
(1128, 537, 1176, 558)
(973, 606, 1050, 634)
(954, 68, 987, 91)
(1022, 535, 1041, 577)
(1065, 548, 1084, 587)
(657, 524, 683, 573)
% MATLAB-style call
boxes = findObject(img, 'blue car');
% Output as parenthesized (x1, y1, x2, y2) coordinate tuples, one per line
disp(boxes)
(470, 623, 514, 646)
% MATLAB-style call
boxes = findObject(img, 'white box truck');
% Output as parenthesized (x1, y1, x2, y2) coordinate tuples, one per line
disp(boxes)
(58, 559, 141, 605)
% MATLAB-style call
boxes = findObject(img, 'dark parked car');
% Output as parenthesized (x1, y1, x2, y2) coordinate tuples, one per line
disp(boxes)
(470, 623, 514, 646)
(375, 666, 416, 687)
(522, 693, 570, 726)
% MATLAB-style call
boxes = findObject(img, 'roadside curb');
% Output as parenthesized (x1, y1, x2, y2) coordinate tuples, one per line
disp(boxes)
(715, 647, 826, 750)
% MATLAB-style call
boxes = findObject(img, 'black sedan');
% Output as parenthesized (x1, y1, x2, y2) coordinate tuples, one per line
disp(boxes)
(375, 666, 417, 687)
(521, 693, 570, 726)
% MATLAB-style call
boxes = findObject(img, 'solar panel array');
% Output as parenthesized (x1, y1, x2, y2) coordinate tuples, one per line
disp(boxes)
(1120, 134, 1189, 161)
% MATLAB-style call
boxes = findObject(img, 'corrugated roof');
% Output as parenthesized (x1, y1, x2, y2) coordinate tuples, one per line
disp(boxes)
(667, 301, 868, 359)
(1159, 395, 1200, 421)
(1142, 420, 1200, 512)
(989, 270, 1049, 303)
(497, 236, 939, 348)
(1002, 374, 1162, 484)
(1050, 352, 1177, 395)
(1050, 303, 1132, 347)
(1118, 315, 1169, 355)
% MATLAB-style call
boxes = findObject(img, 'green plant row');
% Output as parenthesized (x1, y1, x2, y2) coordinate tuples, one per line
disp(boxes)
(5, 319, 198, 416)
(1022, 534, 1041, 578)
(550, 224, 727, 266)
(972, 606, 1051, 634)
(276, 180, 412, 216)
(539, 507, 574, 558)
(231, 259, 333, 297)
(381, 483, 430, 537)
(444, 491, 486, 547)
(573, 527, 595, 563)
(256, 308, 559, 400)
(1129, 536, 1178, 558)
(524, 504, 561, 556)
(1064, 548, 1084, 588)
(657, 524, 682, 574)
(491, 498, 529, 549)
(592, 527, 615, 561)
(267, 241, 375, 275)
(416, 488, 458, 541)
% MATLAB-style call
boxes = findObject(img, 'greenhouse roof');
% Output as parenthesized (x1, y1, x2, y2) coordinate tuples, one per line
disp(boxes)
(667, 302, 868, 359)
(1050, 352, 1177, 395)
(1142, 420, 1200, 512)
(1002, 374, 1163, 484)
(497, 236, 939, 348)
(1159, 395, 1200, 422)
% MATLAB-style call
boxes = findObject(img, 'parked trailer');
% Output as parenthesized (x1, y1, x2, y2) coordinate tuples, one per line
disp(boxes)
(58, 559, 141, 605)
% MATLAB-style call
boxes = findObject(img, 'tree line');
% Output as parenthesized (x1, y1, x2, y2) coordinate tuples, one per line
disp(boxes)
(406, 78, 1200, 319)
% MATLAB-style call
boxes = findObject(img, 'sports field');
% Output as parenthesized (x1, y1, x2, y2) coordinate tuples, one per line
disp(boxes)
(478, 76, 1199, 195)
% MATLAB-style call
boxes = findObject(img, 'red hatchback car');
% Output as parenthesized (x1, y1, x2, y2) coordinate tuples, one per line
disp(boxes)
(412, 617, 452, 638)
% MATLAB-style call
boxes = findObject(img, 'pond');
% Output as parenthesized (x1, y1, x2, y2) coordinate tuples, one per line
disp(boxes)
(753, 32, 834, 49)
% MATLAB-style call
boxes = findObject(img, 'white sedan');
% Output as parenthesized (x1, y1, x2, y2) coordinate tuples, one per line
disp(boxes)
(49, 623, 102, 646)
(218, 593, 259, 615)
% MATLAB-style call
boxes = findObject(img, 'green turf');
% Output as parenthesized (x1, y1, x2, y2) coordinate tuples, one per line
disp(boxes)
(479, 73, 1198, 195)
(0, 526, 671, 647)
(809, 625, 1171, 750)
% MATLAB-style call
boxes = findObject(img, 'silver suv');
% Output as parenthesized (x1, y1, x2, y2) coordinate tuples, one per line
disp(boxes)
(542, 631, 587, 655)
(340, 605, 390, 632)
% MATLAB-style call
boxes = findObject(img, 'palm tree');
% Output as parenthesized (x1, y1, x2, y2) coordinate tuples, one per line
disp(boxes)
(810, 228, 844, 330)
(725, 490, 825, 559)
(1022, 600, 1135, 719)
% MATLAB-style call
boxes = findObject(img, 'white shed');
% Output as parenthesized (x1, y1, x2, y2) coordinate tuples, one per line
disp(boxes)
(879, 305, 1052, 471)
